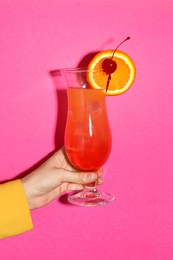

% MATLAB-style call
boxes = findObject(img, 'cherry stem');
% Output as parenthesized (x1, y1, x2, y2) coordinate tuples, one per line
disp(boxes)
(111, 36, 130, 59)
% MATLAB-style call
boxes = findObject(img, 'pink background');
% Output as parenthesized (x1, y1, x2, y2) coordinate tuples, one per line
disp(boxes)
(0, 0, 173, 259)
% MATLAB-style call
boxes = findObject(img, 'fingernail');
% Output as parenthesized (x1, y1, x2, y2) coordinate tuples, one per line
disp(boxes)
(90, 173, 97, 180)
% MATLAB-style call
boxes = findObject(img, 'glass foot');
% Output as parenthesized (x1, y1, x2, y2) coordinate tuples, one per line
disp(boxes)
(68, 188, 115, 206)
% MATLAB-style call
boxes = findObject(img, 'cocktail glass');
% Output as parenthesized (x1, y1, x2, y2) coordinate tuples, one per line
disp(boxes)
(61, 68, 115, 206)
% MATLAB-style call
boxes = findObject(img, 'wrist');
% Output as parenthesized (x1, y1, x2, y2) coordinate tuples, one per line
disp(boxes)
(21, 177, 33, 210)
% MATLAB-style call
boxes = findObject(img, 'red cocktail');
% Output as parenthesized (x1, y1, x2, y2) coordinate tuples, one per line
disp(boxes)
(61, 68, 114, 206)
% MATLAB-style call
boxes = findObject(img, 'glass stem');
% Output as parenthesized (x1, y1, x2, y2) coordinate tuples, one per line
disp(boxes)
(83, 181, 100, 199)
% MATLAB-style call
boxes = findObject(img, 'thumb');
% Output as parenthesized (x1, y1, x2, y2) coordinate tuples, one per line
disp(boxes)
(58, 169, 98, 184)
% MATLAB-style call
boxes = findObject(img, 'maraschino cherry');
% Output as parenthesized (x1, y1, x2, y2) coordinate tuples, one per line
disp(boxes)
(102, 37, 130, 75)
(102, 58, 117, 75)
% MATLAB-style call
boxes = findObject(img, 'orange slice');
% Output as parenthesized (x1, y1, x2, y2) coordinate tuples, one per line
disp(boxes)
(87, 50, 136, 95)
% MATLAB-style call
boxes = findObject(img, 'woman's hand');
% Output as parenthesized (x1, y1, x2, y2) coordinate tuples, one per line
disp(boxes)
(22, 147, 103, 209)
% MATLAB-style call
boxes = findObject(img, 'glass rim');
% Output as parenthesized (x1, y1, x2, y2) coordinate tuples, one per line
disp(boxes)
(60, 67, 103, 73)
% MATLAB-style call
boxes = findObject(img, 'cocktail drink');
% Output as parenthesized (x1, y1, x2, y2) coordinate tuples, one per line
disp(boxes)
(61, 68, 114, 206)
(60, 37, 136, 206)
(65, 87, 111, 171)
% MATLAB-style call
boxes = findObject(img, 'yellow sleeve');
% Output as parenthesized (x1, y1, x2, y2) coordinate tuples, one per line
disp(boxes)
(0, 179, 33, 239)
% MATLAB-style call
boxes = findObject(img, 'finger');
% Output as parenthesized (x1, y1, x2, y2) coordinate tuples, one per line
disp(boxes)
(97, 177, 103, 185)
(57, 169, 98, 184)
(97, 168, 103, 178)
(67, 184, 84, 191)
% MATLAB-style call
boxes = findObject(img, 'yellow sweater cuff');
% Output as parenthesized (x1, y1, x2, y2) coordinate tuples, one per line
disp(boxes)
(0, 179, 33, 239)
